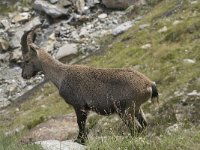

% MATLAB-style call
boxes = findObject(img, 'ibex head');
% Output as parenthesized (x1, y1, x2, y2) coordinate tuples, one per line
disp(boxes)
(21, 25, 42, 79)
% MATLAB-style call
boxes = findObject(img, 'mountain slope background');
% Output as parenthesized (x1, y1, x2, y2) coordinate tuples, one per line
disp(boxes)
(0, 0, 200, 149)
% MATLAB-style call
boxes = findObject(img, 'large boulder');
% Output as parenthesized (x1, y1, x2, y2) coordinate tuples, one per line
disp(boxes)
(35, 140, 85, 150)
(102, 0, 146, 9)
(22, 114, 78, 143)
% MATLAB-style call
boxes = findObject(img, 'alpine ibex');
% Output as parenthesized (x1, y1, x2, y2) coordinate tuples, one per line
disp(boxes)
(21, 25, 158, 144)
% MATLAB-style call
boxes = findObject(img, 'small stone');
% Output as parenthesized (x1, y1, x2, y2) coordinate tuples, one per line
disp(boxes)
(9, 48, 22, 62)
(22, 7, 30, 12)
(98, 13, 107, 19)
(79, 27, 89, 38)
(112, 21, 134, 36)
(0, 53, 10, 62)
(173, 20, 181, 26)
(141, 43, 151, 49)
(166, 123, 182, 135)
(102, 0, 146, 9)
(12, 12, 31, 23)
(1, 19, 11, 30)
(191, 1, 198, 4)
(183, 59, 196, 64)
(158, 26, 168, 33)
(59, 0, 72, 7)
(49, 33, 56, 41)
(139, 23, 150, 29)
(0, 38, 9, 51)
(48, 0, 58, 4)
(187, 90, 200, 96)
(174, 91, 184, 97)
(86, 0, 100, 7)
(41, 105, 47, 108)
(72, 0, 85, 14)
(7, 85, 18, 96)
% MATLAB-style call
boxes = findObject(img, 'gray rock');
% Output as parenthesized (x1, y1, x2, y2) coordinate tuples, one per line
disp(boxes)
(9, 48, 22, 62)
(22, 7, 30, 12)
(0, 53, 10, 62)
(35, 140, 85, 150)
(10, 17, 41, 49)
(59, 0, 72, 7)
(98, 13, 107, 19)
(33, 0, 68, 18)
(141, 43, 151, 49)
(183, 59, 196, 64)
(71, 0, 85, 13)
(1, 19, 11, 30)
(22, 115, 78, 143)
(173, 20, 181, 26)
(0, 38, 9, 51)
(79, 27, 89, 38)
(86, 0, 100, 7)
(112, 21, 134, 36)
(49, 0, 58, 4)
(139, 23, 150, 29)
(166, 123, 182, 135)
(102, 0, 146, 9)
(0, 99, 11, 108)
(12, 12, 31, 23)
(55, 43, 78, 60)
(158, 26, 168, 33)
(187, 90, 200, 96)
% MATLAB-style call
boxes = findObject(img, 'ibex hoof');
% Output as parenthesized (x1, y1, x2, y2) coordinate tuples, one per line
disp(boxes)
(74, 138, 86, 145)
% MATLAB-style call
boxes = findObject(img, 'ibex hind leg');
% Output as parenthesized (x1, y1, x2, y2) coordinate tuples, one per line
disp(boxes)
(74, 108, 88, 144)
(118, 104, 143, 136)
(135, 108, 147, 132)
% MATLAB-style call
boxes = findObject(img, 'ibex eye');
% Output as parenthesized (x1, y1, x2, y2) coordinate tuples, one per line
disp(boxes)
(25, 60, 29, 64)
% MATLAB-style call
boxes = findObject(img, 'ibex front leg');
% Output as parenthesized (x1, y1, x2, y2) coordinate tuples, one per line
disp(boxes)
(74, 108, 88, 144)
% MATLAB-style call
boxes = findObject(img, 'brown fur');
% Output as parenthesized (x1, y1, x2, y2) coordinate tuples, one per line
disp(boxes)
(21, 26, 158, 144)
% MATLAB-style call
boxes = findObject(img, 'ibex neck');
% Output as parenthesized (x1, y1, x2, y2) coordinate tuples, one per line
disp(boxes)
(38, 51, 66, 88)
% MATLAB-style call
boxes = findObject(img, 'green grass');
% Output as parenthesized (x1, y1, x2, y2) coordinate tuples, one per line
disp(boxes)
(0, 82, 73, 136)
(87, 0, 200, 148)
(0, 0, 200, 149)
(88, 127, 200, 150)
(0, 133, 42, 150)
(0, 0, 32, 13)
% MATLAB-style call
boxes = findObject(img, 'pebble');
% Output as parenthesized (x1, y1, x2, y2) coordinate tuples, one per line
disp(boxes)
(98, 13, 108, 19)
(183, 59, 196, 64)
(158, 26, 168, 33)
(141, 43, 151, 49)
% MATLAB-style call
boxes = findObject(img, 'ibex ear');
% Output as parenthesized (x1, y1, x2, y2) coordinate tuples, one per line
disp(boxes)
(29, 43, 39, 56)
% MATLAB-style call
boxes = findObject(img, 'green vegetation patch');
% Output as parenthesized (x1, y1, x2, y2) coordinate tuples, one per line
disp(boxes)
(88, 127, 200, 150)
